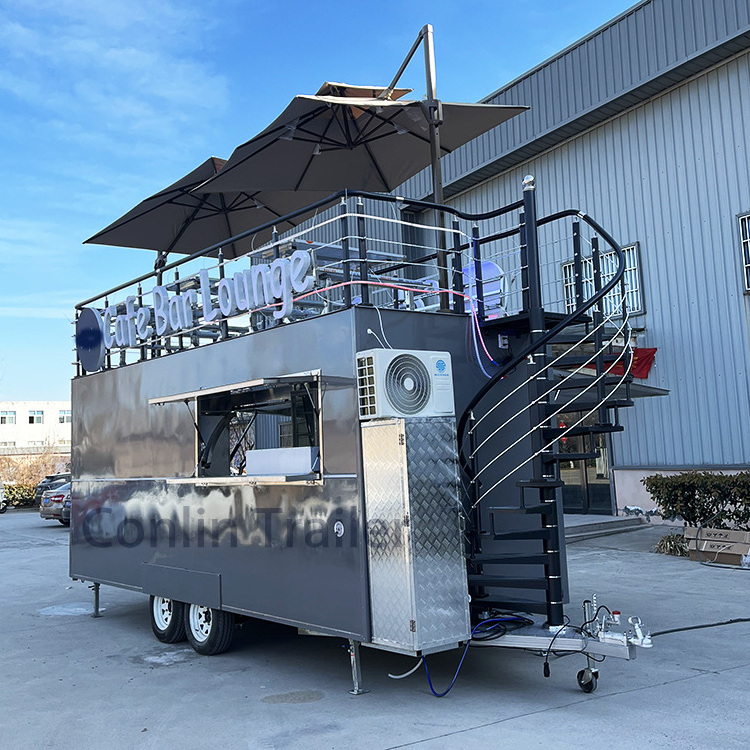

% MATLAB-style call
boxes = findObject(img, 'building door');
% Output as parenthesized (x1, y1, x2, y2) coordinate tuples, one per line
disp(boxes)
(557, 413, 614, 515)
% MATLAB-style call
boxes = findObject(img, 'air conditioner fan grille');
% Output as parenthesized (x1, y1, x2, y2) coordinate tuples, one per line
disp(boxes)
(384, 354, 431, 415)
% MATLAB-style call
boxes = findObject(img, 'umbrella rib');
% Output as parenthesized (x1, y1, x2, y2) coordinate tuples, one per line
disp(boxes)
(210, 104, 336, 185)
(293, 116, 337, 191)
(344, 106, 392, 191)
(165, 196, 207, 254)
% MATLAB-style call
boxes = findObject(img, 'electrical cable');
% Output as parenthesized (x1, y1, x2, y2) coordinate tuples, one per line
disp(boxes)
(543, 615, 571, 677)
(651, 617, 750, 637)
(420, 617, 532, 697)
(374, 305, 394, 349)
(388, 660, 423, 680)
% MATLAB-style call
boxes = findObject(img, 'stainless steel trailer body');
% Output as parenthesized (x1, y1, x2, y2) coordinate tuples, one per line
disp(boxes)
(70, 307, 482, 643)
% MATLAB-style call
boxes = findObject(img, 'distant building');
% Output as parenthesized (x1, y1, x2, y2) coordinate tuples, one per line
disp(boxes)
(0, 401, 72, 456)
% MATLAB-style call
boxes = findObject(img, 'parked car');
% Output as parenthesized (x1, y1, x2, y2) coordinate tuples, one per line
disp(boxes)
(0, 479, 6, 514)
(35, 473, 71, 505)
(40, 482, 71, 526)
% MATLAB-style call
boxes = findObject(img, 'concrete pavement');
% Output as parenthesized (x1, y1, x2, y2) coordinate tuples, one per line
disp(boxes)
(2, 509, 748, 749)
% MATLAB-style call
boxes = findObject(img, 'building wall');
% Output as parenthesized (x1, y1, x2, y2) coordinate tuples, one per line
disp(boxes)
(446, 50, 750, 473)
(0, 400, 72, 452)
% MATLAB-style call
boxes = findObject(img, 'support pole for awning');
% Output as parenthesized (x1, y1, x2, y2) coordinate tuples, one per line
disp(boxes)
(381, 23, 451, 310)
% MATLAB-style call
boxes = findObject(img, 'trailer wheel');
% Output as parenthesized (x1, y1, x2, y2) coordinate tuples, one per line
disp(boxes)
(576, 668, 598, 693)
(185, 604, 235, 655)
(149, 596, 187, 643)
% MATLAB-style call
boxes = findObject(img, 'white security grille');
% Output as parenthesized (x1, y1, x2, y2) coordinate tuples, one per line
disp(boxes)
(562, 244, 642, 315)
(740, 213, 750, 292)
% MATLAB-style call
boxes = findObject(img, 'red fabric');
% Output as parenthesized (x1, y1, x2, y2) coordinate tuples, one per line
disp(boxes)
(611, 347, 657, 378)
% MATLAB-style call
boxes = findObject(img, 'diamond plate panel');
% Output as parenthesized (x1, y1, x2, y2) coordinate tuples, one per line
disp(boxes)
(362, 418, 470, 653)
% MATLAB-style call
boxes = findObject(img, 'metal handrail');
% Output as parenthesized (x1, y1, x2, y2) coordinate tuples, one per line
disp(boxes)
(77, 190, 525, 310)
(456, 209, 630, 480)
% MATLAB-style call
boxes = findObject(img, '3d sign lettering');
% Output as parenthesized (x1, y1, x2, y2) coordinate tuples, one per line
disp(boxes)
(77, 250, 315, 369)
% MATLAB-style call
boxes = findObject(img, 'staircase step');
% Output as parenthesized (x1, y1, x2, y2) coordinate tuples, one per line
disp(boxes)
(492, 528, 551, 542)
(468, 575, 549, 589)
(543, 452, 599, 462)
(549, 375, 627, 390)
(469, 598, 547, 614)
(554, 354, 623, 366)
(515, 479, 564, 489)
(469, 553, 549, 565)
(544, 399, 634, 415)
(543, 424, 624, 440)
(489, 503, 558, 515)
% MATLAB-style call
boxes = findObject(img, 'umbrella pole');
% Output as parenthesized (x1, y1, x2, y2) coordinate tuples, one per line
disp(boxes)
(422, 24, 450, 311)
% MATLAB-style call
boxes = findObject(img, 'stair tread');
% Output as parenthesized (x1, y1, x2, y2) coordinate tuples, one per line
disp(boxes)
(492, 528, 552, 541)
(490, 503, 558, 514)
(545, 399, 634, 413)
(470, 598, 548, 613)
(543, 452, 599, 462)
(543, 424, 624, 438)
(468, 553, 549, 565)
(468, 575, 549, 589)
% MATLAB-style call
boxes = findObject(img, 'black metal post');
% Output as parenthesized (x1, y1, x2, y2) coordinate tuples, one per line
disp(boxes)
(471, 225, 485, 322)
(451, 219, 464, 314)
(138, 284, 147, 361)
(174, 271, 184, 351)
(356, 199, 370, 306)
(74, 309, 81, 377)
(339, 200, 352, 308)
(591, 236, 607, 424)
(522, 175, 544, 339)
(218, 250, 229, 338)
(572, 220, 584, 313)
(521, 176, 564, 628)
(272, 228, 280, 259)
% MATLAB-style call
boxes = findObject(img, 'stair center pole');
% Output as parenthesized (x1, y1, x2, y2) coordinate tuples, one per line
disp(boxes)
(522, 175, 565, 628)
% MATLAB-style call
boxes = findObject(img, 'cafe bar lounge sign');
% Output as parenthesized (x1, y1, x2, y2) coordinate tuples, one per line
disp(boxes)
(76, 249, 315, 372)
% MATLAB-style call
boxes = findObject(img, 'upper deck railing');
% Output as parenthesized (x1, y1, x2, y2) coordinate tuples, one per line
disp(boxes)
(74, 184, 631, 376)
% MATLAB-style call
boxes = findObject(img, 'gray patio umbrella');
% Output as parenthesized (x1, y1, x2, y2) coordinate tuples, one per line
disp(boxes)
(84, 156, 329, 260)
(197, 94, 527, 195)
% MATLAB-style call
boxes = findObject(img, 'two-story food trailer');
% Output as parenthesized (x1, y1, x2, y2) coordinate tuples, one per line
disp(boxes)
(71, 29, 651, 695)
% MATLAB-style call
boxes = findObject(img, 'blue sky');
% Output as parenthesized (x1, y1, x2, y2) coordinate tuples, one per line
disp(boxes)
(0, 0, 635, 400)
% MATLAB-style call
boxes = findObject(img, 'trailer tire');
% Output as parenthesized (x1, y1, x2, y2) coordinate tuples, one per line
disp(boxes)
(185, 604, 235, 655)
(149, 596, 187, 643)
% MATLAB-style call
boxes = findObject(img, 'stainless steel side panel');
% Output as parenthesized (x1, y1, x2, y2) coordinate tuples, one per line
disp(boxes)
(362, 418, 470, 654)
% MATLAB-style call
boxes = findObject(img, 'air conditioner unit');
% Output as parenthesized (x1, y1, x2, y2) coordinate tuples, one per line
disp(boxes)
(356, 349, 455, 420)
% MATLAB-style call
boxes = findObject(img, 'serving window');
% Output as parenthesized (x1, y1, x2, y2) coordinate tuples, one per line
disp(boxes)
(150, 372, 322, 481)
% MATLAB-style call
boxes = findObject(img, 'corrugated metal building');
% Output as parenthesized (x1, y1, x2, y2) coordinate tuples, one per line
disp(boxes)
(401, 0, 750, 511)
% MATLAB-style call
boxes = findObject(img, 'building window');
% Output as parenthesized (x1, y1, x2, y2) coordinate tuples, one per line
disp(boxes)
(28, 410, 44, 425)
(0, 441, 15, 447)
(0, 410, 16, 425)
(740, 213, 750, 292)
(59, 410, 72, 424)
(28, 441, 45, 447)
(562, 243, 643, 316)
(58, 439, 71, 446)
